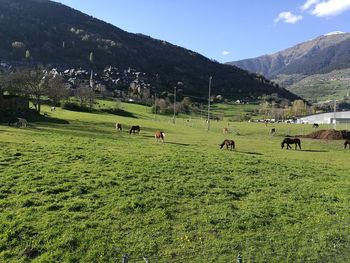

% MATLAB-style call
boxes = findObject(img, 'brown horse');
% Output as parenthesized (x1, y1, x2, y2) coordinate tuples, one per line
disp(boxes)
(220, 139, 235, 150)
(344, 139, 350, 149)
(155, 131, 165, 142)
(281, 138, 301, 150)
(129, 125, 140, 134)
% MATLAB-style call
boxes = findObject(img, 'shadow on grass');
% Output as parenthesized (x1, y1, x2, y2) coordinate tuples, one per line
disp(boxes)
(31, 115, 70, 124)
(165, 142, 190, 146)
(302, 149, 329, 153)
(236, 151, 263, 156)
(101, 108, 138, 119)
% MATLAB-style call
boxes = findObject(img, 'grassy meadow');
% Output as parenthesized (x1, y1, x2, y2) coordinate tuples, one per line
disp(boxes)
(1, 102, 350, 262)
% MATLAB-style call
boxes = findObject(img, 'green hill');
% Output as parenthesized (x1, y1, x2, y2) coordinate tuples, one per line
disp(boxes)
(0, 0, 297, 101)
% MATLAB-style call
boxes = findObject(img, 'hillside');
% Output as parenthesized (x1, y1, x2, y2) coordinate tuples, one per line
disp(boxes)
(287, 68, 350, 102)
(227, 32, 350, 101)
(0, 0, 297, 101)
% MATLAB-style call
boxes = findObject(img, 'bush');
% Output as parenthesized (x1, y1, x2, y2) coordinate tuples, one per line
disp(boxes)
(61, 101, 91, 112)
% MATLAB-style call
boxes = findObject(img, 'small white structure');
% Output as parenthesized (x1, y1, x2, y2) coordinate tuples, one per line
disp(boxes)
(297, 111, 350, 124)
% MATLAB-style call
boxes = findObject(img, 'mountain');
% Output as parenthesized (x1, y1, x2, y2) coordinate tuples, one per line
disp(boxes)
(227, 32, 350, 101)
(0, 0, 297, 101)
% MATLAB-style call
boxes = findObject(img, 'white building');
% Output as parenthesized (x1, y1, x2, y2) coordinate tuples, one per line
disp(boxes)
(297, 111, 350, 124)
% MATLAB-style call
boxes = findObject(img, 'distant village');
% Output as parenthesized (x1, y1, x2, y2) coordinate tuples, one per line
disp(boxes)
(0, 61, 153, 103)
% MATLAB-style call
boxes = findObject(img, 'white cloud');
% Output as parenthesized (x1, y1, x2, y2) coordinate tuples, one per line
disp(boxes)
(222, 50, 230, 56)
(301, 0, 320, 11)
(311, 0, 350, 16)
(274, 11, 303, 24)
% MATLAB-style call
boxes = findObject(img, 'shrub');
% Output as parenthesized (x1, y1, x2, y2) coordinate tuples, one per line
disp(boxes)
(61, 101, 91, 112)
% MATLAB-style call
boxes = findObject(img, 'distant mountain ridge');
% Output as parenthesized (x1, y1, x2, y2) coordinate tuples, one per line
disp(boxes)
(0, 0, 298, 101)
(228, 32, 350, 78)
(227, 32, 350, 101)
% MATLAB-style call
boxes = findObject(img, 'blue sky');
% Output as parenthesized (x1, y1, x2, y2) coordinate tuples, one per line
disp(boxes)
(54, 0, 350, 62)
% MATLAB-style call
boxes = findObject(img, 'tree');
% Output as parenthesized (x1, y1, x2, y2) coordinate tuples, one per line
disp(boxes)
(11, 67, 47, 113)
(291, 100, 307, 116)
(25, 50, 31, 61)
(89, 52, 94, 64)
(75, 84, 95, 110)
(181, 97, 192, 113)
(46, 74, 69, 106)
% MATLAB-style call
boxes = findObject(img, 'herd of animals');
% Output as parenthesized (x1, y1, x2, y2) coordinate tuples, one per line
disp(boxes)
(114, 122, 350, 150)
(6, 116, 350, 150)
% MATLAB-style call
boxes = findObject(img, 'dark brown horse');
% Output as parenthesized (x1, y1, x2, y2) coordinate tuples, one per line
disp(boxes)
(220, 139, 235, 150)
(129, 125, 140, 134)
(270, 128, 276, 135)
(281, 138, 301, 150)
(116, 123, 122, 131)
(344, 139, 350, 149)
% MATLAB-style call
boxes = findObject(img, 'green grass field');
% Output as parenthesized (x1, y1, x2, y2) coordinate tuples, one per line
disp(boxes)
(1, 102, 350, 262)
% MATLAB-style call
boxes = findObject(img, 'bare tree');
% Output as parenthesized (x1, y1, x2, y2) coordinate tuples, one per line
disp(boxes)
(75, 84, 95, 110)
(46, 74, 69, 106)
(11, 67, 47, 113)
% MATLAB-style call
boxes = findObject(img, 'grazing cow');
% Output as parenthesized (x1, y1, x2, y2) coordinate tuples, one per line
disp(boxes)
(344, 139, 350, 149)
(270, 128, 276, 135)
(281, 138, 301, 150)
(51, 106, 56, 112)
(129, 125, 140, 134)
(220, 139, 235, 151)
(313, 123, 319, 128)
(223, 127, 229, 134)
(116, 123, 122, 131)
(155, 131, 165, 142)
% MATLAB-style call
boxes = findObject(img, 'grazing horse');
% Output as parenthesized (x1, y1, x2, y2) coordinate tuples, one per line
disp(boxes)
(313, 123, 319, 128)
(17, 118, 28, 128)
(344, 139, 350, 149)
(220, 139, 235, 150)
(8, 117, 27, 128)
(270, 128, 276, 135)
(129, 125, 140, 134)
(281, 138, 301, 150)
(116, 123, 122, 131)
(223, 127, 229, 134)
(155, 131, 165, 142)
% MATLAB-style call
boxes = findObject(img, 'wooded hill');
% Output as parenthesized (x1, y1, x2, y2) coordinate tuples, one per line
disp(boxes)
(0, 0, 298, 101)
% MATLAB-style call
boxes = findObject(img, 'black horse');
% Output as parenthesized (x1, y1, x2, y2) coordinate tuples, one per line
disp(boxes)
(344, 139, 350, 149)
(129, 125, 140, 134)
(220, 139, 235, 150)
(281, 138, 301, 150)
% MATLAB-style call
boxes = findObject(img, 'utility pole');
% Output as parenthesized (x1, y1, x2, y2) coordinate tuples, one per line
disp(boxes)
(154, 93, 157, 121)
(207, 76, 212, 131)
(173, 86, 177, 124)
(172, 82, 182, 124)
(334, 100, 337, 130)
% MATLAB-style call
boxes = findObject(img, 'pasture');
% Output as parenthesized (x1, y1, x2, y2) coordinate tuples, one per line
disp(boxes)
(1, 102, 350, 262)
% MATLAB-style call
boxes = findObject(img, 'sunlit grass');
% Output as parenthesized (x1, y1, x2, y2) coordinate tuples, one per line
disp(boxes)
(1, 103, 350, 262)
